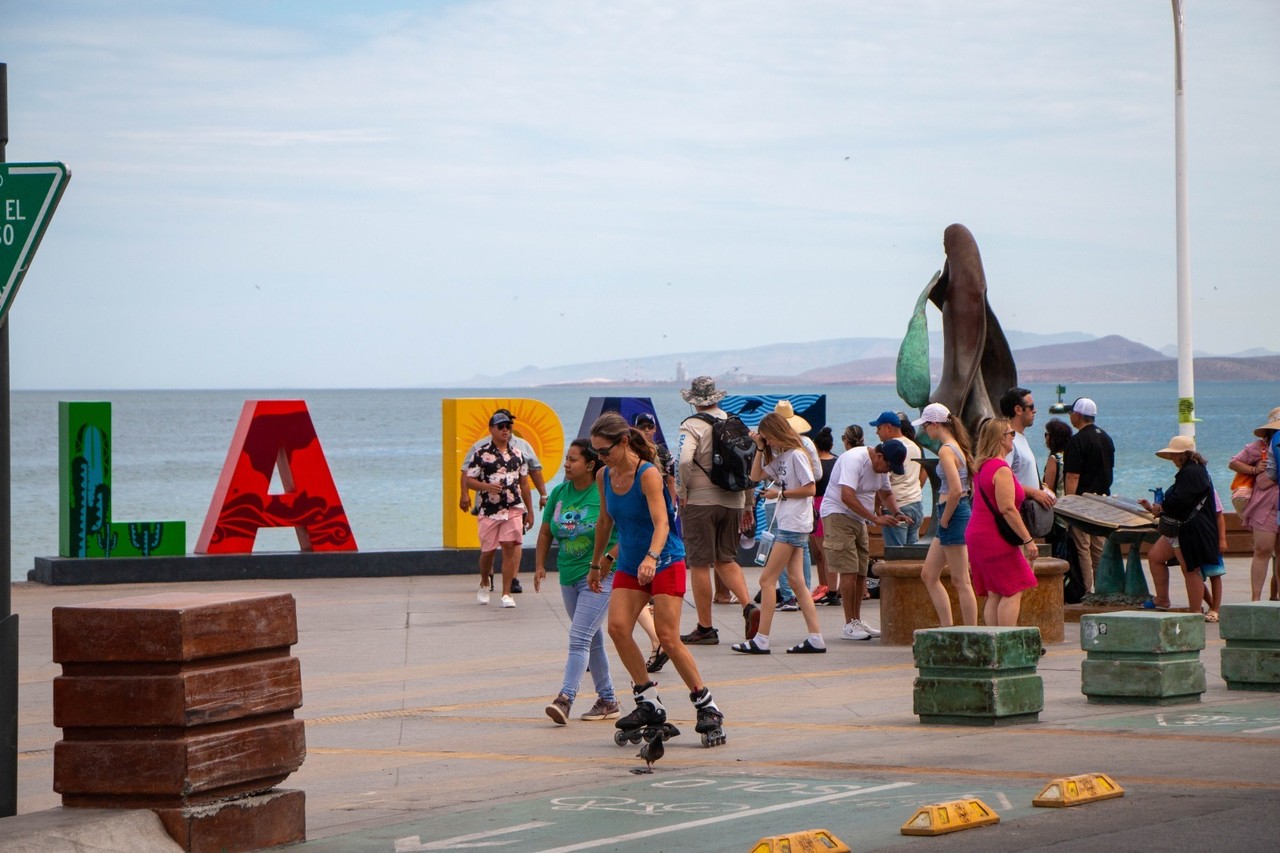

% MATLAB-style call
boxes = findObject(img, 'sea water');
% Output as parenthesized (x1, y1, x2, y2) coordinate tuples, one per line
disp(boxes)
(8, 381, 1279, 582)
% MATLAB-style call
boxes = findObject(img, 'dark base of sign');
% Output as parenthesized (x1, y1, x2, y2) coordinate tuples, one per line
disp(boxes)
(29, 549, 559, 586)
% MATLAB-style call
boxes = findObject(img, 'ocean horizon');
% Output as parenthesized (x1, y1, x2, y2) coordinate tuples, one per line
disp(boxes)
(9, 380, 1279, 582)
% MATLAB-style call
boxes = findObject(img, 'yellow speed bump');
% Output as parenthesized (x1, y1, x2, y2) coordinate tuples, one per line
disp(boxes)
(749, 828, 850, 853)
(900, 798, 999, 836)
(1033, 773, 1125, 808)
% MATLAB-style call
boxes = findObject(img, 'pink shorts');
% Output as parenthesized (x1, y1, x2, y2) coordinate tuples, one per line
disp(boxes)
(613, 561, 688, 598)
(812, 497, 825, 536)
(478, 511, 525, 552)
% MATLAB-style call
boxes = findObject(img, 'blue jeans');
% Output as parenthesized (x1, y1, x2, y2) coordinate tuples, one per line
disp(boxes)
(559, 575, 615, 704)
(775, 530, 812, 601)
(882, 501, 924, 547)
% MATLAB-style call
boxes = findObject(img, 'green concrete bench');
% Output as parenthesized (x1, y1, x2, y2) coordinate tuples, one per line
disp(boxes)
(912, 626, 1043, 726)
(1080, 611, 1205, 705)
(1220, 602, 1280, 692)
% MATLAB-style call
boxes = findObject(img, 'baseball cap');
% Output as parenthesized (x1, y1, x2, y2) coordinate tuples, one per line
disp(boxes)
(489, 411, 513, 427)
(1072, 398, 1098, 417)
(911, 402, 951, 427)
(869, 411, 901, 428)
(876, 440, 907, 476)
(633, 412, 656, 427)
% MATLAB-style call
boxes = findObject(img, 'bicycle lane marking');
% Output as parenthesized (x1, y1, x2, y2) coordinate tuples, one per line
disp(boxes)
(532, 780, 917, 853)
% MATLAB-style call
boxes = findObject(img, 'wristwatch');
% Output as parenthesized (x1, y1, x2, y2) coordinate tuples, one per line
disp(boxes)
(646, 549, 661, 561)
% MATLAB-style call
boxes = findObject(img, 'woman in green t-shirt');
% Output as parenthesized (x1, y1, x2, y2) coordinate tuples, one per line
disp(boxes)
(535, 439, 620, 725)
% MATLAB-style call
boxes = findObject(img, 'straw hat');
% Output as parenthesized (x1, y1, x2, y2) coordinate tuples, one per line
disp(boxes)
(1254, 406, 1280, 439)
(774, 400, 810, 433)
(1155, 434, 1196, 460)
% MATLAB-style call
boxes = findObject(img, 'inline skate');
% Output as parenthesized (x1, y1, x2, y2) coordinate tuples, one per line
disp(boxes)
(691, 686, 726, 747)
(614, 681, 680, 746)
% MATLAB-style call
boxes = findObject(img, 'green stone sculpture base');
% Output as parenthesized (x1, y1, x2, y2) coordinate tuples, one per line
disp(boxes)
(913, 627, 1043, 726)
(1219, 602, 1280, 692)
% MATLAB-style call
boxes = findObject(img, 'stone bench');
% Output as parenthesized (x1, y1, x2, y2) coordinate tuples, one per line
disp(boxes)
(877, 558, 1067, 646)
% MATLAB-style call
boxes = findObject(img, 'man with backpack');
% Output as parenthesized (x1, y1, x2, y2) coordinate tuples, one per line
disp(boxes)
(676, 376, 761, 644)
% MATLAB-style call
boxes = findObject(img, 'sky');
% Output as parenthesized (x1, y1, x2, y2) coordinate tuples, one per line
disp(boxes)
(1, 0, 1277, 390)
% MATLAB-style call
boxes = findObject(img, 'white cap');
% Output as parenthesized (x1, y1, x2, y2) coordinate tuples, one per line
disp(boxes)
(912, 402, 952, 427)
(1072, 397, 1098, 417)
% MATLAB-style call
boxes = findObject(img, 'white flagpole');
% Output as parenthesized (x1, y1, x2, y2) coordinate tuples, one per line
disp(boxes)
(1172, 0, 1196, 437)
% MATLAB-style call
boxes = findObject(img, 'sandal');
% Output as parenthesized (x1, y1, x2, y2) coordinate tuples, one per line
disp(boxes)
(730, 638, 770, 654)
(1205, 611, 1219, 623)
(645, 647, 669, 673)
(786, 639, 826, 654)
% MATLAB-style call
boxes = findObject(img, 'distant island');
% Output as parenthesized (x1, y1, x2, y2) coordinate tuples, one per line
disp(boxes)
(447, 331, 1278, 388)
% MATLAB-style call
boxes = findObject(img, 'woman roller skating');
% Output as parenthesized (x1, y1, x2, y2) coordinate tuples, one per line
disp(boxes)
(589, 412, 728, 754)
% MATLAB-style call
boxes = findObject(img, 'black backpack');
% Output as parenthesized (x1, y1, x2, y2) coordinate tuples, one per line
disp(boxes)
(684, 412, 757, 492)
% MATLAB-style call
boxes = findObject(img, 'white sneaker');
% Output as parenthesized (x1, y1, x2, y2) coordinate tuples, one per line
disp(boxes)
(841, 619, 872, 641)
(854, 618, 881, 638)
(477, 586, 490, 605)
(501, 594, 516, 608)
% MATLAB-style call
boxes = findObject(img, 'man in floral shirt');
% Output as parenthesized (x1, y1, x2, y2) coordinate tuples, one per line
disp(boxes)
(465, 411, 535, 608)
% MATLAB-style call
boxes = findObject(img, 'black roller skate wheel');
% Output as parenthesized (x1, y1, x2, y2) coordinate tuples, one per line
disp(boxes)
(613, 730, 630, 746)
(700, 729, 727, 747)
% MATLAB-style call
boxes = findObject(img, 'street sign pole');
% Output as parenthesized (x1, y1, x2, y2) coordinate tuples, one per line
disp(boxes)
(0, 60, 15, 819)
(0, 64, 70, 815)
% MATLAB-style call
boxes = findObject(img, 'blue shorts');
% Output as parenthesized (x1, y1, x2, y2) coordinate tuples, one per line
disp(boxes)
(774, 529, 810, 548)
(936, 496, 971, 546)
(1200, 561, 1226, 580)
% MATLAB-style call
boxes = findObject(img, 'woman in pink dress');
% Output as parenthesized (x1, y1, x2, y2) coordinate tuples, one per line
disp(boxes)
(1228, 406, 1280, 600)
(967, 418, 1039, 627)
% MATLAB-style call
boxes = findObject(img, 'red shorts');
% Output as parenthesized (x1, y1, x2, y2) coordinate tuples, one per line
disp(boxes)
(613, 560, 687, 598)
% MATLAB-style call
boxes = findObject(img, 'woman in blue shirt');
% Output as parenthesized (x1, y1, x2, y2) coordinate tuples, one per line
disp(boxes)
(589, 412, 727, 748)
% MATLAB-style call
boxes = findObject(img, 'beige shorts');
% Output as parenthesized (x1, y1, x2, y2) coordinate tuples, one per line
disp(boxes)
(823, 513, 870, 575)
(682, 504, 742, 567)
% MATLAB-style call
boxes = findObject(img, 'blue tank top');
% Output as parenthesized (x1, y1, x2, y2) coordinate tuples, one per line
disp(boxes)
(604, 461, 685, 575)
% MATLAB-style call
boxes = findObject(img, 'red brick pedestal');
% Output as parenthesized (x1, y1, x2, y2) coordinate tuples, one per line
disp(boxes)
(51, 591, 306, 852)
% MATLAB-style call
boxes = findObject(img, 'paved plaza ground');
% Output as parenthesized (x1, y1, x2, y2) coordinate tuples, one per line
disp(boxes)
(7, 557, 1280, 851)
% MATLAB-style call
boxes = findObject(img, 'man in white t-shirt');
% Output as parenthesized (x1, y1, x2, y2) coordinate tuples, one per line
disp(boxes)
(819, 440, 910, 641)
(998, 388, 1056, 509)
(869, 411, 926, 547)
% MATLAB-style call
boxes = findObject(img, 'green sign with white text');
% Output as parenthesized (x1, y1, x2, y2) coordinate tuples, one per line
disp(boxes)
(0, 162, 70, 323)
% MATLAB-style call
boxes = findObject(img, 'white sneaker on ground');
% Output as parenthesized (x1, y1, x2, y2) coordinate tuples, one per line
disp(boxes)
(477, 586, 490, 605)
(501, 594, 516, 608)
(854, 618, 881, 638)
(841, 619, 872, 641)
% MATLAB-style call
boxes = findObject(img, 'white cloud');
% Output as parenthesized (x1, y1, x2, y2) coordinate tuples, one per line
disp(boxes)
(2, 0, 1277, 387)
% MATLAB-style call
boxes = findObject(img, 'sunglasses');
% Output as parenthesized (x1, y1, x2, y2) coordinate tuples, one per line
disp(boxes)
(1004, 430, 1016, 437)
(592, 439, 620, 457)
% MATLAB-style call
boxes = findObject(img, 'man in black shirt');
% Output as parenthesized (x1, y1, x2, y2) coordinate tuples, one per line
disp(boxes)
(1063, 397, 1115, 593)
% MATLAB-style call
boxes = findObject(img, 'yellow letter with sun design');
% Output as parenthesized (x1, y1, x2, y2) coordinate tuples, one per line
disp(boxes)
(443, 398, 565, 548)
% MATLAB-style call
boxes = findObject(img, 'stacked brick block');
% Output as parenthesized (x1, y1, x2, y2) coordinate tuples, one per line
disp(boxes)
(51, 592, 306, 852)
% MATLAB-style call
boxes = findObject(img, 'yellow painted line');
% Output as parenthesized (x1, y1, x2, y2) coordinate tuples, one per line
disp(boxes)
(302, 711, 1279, 746)
(305, 747, 1280, 792)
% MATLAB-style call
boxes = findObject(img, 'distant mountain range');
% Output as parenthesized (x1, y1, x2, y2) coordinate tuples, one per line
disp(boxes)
(452, 332, 1279, 387)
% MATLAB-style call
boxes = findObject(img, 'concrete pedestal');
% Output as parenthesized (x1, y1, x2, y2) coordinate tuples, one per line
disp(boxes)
(1080, 611, 1205, 705)
(1219, 601, 1280, 691)
(878, 558, 1067, 646)
(51, 592, 306, 852)
(912, 626, 1044, 726)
